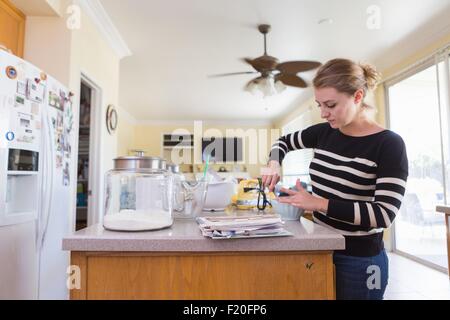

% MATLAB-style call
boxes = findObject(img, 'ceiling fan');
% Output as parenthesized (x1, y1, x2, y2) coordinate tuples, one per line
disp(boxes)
(209, 24, 322, 92)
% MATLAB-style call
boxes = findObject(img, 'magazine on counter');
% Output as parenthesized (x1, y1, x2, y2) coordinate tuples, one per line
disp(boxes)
(196, 214, 293, 239)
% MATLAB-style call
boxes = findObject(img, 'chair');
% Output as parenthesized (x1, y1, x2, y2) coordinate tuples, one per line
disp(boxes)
(400, 193, 443, 237)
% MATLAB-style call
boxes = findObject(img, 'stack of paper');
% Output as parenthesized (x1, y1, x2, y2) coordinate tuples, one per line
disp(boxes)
(196, 214, 293, 239)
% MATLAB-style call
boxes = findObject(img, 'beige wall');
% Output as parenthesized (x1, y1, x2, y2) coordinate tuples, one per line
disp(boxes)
(117, 109, 136, 157)
(130, 122, 276, 178)
(10, 0, 62, 16)
(275, 97, 324, 130)
(24, 15, 72, 86)
(68, 0, 122, 226)
(375, 31, 450, 127)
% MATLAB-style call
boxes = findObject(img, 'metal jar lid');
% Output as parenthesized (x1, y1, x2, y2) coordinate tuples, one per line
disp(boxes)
(113, 156, 167, 171)
(167, 163, 180, 174)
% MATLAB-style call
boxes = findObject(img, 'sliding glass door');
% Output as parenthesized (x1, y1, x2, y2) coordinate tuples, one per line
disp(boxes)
(386, 51, 449, 272)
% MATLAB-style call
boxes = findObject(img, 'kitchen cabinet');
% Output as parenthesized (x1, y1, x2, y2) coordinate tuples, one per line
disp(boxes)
(63, 217, 345, 300)
(70, 251, 335, 300)
(0, 0, 25, 57)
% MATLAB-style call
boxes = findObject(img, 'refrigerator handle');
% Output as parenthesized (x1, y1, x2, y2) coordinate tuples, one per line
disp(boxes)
(36, 130, 45, 247)
(36, 106, 48, 250)
(39, 107, 55, 250)
(37, 106, 54, 250)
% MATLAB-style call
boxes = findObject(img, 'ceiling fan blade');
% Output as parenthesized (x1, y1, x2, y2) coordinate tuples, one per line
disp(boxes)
(242, 56, 279, 73)
(276, 74, 308, 88)
(276, 61, 322, 74)
(242, 57, 260, 70)
(208, 71, 258, 78)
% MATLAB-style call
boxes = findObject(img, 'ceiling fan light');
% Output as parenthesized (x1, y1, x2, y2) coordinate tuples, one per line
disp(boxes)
(275, 80, 287, 93)
(245, 81, 259, 95)
(259, 76, 276, 97)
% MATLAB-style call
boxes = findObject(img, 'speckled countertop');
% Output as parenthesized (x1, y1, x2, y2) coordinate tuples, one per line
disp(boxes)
(62, 215, 345, 252)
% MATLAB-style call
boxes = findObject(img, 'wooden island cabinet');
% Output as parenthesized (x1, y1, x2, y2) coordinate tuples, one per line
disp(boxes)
(63, 217, 345, 300)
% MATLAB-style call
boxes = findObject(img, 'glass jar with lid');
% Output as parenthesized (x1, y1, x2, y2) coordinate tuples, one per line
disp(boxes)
(167, 163, 208, 219)
(103, 156, 173, 231)
(167, 163, 185, 214)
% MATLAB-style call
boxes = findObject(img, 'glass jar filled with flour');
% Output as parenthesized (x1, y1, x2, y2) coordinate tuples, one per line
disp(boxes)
(103, 156, 173, 231)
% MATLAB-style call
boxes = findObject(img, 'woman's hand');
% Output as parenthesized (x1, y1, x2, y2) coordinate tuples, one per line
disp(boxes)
(261, 160, 281, 192)
(278, 179, 329, 213)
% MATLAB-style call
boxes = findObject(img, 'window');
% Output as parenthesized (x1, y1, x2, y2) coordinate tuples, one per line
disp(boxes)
(386, 47, 450, 272)
(281, 107, 315, 188)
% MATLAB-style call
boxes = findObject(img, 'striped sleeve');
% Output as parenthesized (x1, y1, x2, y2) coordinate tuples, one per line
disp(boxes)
(325, 134, 408, 228)
(269, 123, 324, 164)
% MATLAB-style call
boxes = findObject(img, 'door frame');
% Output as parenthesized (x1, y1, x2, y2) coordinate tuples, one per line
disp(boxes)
(80, 72, 103, 227)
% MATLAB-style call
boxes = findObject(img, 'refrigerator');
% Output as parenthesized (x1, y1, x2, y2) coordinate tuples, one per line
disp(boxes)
(0, 49, 76, 299)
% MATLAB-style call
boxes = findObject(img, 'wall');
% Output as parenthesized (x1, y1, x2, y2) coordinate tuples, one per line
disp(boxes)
(274, 97, 323, 130)
(68, 0, 122, 226)
(10, 0, 62, 16)
(375, 31, 450, 126)
(24, 15, 72, 85)
(131, 122, 275, 179)
(116, 107, 136, 157)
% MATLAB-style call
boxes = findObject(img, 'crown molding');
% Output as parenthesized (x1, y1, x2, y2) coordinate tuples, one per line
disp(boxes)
(135, 119, 274, 127)
(76, 0, 132, 60)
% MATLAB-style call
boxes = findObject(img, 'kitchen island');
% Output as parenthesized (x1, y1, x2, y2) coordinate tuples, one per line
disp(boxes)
(62, 215, 345, 300)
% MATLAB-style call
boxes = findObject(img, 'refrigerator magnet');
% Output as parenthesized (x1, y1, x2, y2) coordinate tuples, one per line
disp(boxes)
(6, 66, 17, 79)
(26, 79, 45, 103)
(40, 72, 47, 81)
(5, 131, 15, 142)
(17, 81, 26, 95)
(15, 95, 25, 106)
(31, 103, 39, 115)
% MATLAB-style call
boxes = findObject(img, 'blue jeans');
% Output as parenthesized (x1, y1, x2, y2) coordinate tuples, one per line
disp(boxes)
(333, 249, 389, 300)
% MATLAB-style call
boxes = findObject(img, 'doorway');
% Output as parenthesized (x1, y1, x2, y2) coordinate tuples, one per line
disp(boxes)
(75, 82, 92, 230)
(75, 74, 102, 231)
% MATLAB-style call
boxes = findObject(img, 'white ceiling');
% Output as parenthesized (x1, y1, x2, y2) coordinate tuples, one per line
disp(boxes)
(98, 0, 450, 122)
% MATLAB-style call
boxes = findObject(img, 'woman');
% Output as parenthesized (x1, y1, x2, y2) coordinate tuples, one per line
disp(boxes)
(262, 58, 408, 300)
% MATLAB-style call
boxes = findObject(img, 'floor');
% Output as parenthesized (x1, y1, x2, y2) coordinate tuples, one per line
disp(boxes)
(385, 252, 450, 300)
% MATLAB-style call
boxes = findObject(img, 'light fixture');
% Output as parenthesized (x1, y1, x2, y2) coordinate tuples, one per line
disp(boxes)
(318, 18, 334, 25)
(245, 74, 286, 98)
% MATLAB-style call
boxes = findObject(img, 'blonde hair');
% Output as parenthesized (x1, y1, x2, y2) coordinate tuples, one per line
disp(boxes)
(313, 58, 381, 108)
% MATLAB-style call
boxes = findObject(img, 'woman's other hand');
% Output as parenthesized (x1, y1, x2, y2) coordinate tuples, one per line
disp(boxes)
(278, 179, 329, 212)
(261, 160, 281, 192)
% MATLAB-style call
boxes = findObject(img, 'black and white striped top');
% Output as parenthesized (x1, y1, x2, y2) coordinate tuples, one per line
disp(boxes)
(269, 122, 408, 257)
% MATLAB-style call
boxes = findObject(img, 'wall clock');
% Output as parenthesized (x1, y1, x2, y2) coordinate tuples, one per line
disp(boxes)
(106, 104, 118, 135)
